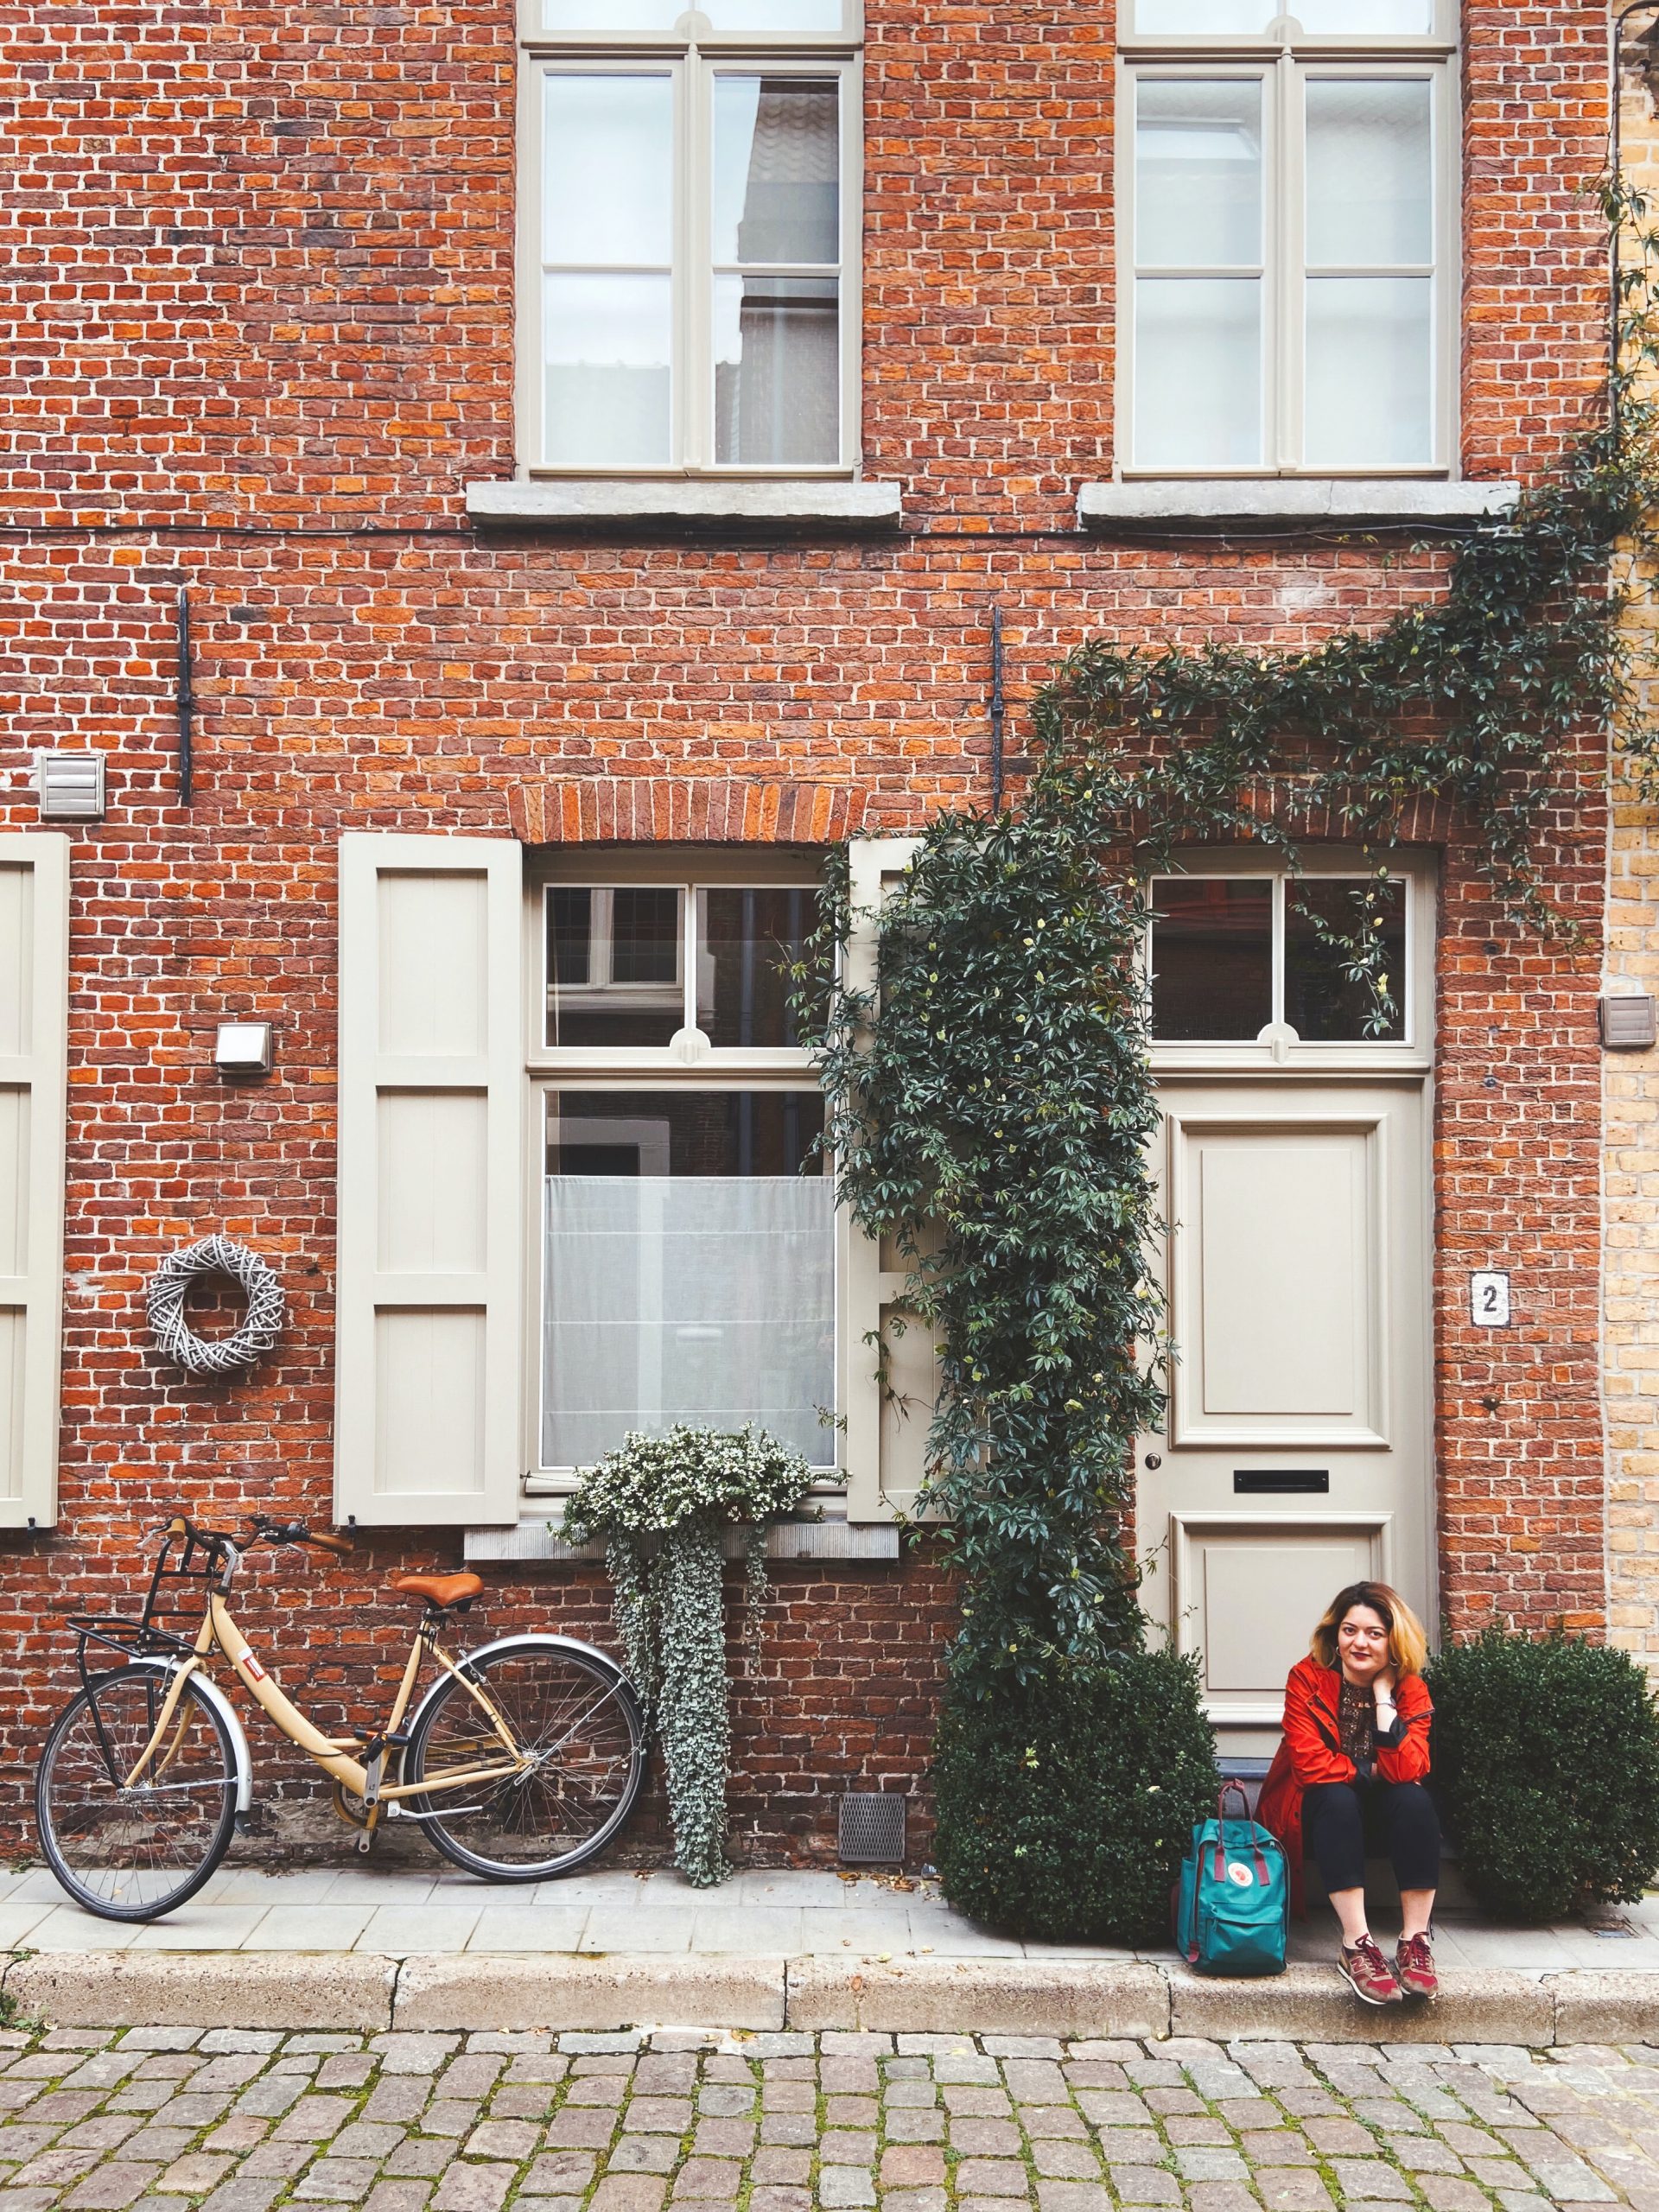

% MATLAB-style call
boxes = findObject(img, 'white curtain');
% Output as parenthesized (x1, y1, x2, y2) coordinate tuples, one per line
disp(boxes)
(543, 1176, 836, 1468)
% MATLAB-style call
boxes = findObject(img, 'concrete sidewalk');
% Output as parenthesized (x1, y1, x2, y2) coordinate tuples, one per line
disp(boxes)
(6, 1867, 1659, 2044)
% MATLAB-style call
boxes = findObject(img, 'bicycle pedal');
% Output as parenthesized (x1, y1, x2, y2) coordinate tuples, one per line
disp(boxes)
(354, 1831, 374, 1855)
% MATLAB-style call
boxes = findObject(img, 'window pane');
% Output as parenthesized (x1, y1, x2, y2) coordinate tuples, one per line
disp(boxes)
(1134, 0, 1430, 27)
(1151, 880, 1272, 1041)
(697, 887, 817, 1046)
(542, 0, 845, 22)
(714, 276, 839, 464)
(1134, 277, 1262, 467)
(1306, 79, 1431, 268)
(1135, 79, 1262, 269)
(546, 887, 683, 1048)
(714, 78, 839, 266)
(543, 273, 671, 466)
(1285, 880, 1406, 1042)
(543, 74, 673, 266)
(1304, 275, 1431, 465)
(542, 1089, 833, 1467)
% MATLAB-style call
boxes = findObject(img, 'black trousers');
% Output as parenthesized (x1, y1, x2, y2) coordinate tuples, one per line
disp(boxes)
(1302, 1778, 1441, 1895)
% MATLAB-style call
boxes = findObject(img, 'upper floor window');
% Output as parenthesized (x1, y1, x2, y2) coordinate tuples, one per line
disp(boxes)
(1120, 2, 1455, 476)
(520, 0, 861, 475)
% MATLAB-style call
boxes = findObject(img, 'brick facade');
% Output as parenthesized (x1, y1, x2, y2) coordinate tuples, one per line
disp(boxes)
(0, 0, 1618, 1859)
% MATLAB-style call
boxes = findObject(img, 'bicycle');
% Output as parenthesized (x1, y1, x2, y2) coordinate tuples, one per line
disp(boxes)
(35, 1513, 647, 1922)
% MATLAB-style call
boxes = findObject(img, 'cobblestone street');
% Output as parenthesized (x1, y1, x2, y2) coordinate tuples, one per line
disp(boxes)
(1, 2024, 1657, 2212)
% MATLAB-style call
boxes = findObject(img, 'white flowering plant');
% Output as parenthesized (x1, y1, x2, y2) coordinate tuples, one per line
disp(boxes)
(562, 1423, 813, 1888)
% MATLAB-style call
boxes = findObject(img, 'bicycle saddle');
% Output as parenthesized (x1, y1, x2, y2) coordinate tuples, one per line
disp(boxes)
(390, 1572, 483, 1609)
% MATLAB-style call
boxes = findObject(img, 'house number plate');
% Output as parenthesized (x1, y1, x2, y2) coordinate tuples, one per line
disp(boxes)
(1470, 1270, 1511, 1327)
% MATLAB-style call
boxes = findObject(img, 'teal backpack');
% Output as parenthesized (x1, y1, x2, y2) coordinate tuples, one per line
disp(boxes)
(1173, 1783, 1289, 1976)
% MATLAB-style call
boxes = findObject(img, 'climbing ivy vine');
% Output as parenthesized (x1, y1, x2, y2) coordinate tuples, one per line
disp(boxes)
(805, 181, 1659, 1700)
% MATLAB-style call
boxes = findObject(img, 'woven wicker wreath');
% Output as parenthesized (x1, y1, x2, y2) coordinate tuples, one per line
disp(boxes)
(146, 1235, 286, 1377)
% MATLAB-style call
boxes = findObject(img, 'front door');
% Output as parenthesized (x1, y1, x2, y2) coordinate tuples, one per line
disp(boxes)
(1138, 861, 1435, 1756)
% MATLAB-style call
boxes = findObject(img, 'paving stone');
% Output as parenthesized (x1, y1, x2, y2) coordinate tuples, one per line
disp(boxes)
(1301, 2117, 1375, 2156)
(372, 2041, 463, 2076)
(524, 2152, 597, 2193)
(61, 2166, 164, 2210)
(1254, 2176, 1335, 2212)
(671, 2158, 744, 2199)
(363, 2188, 432, 2212)
(948, 2119, 1021, 2155)
(1327, 2160, 1414, 2200)
(387, 2141, 455, 2179)
(200, 2183, 283, 2212)
(430, 2164, 517, 2212)
(813, 2168, 876, 2208)
(1028, 2139, 1098, 2180)
(745, 2190, 810, 2212)
(952, 2158, 1032, 2196)
(883, 2083, 940, 2110)
(1104, 2171, 1179, 2208)
(751, 2151, 810, 2183)
(881, 2146, 946, 2186)
(291, 2158, 387, 2202)
(593, 2177, 668, 2212)
(156, 2157, 233, 2193)
(1173, 2148, 1249, 2182)
(690, 2121, 753, 2156)
(462, 2120, 540, 2161)
(606, 2139, 677, 2174)
(545, 2110, 617, 2149)
(1090, 2131, 1161, 2164)
(1414, 2181, 1491, 2212)
(328, 2122, 405, 2160)
(622, 2100, 693, 2134)
(1183, 2187, 1260, 2212)
(759, 2114, 817, 2146)
(880, 2192, 946, 2212)
(1033, 2187, 1109, 2212)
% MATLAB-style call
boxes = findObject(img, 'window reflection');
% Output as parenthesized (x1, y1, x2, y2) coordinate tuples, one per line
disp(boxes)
(546, 886, 683, 1047)
(1150, 879, 1272, 1040)
(1284, 880, 1406, 1041)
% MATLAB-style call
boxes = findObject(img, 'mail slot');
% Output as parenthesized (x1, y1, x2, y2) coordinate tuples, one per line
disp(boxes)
(1233, 1469, 1330, 1495)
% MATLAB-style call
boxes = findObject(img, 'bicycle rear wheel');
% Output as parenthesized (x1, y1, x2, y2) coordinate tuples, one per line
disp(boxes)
(36, 1669, 238, 1921)
(405, 1640, 645, 1880)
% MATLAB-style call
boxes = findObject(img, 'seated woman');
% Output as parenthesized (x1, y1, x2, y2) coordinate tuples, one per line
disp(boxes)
(1257, 1580, 1439, 2007)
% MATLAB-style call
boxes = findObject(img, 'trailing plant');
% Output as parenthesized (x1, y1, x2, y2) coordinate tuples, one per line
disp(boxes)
(932, 1647, 1218, 1942)
(1427, 1630, 1659, 1922)
(563, 1422, 811, 1887)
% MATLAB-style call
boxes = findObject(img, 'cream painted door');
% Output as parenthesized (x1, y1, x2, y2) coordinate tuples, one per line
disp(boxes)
(1141, 1078, 1431, 1753)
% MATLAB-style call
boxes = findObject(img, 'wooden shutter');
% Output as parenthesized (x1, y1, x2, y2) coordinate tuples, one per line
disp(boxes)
(840, 836, 942, 1523)
(0, 835, 69, 1530)
(334, 834, 524, 1528)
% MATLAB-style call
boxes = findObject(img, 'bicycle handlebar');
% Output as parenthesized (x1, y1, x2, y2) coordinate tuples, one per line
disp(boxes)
(155, 1513, 354, 1560)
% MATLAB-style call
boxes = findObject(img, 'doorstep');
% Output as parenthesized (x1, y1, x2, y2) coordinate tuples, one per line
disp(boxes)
(4, 1866, 1657, 2044)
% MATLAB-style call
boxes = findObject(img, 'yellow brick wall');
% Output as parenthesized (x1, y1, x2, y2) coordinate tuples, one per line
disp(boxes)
(1606, 37, 1659, 1663)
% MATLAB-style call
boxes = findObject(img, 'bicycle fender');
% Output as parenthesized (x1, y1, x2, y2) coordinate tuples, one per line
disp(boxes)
(120, 1660, 254, 1815)
(404, 1631, 637, 1739)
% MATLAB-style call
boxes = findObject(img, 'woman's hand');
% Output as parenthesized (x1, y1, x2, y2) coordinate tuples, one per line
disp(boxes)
(1373, 1665, 1398, 1704)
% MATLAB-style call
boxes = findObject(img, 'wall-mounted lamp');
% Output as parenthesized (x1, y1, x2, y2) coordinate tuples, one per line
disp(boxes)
(214, 1022, 274, 1078)
(31, 749, 105, 821)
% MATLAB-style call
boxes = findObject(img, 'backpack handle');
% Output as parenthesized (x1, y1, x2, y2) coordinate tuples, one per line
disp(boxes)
(1212, 1779, 1272, 1886)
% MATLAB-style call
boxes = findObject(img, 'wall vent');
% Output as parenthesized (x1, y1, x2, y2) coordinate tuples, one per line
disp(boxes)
(33, 750, 105, 821)
(1600, 993, 1657, 1049)
(837, 1792, 906, 1866)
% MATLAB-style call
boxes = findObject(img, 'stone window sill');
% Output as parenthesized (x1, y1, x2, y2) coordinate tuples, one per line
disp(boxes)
(464, 1516, 901, 1565)
(466, 479, 904, 532)
(1077, 479, 1520, 529)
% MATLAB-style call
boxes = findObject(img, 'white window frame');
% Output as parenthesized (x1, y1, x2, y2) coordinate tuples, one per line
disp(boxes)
(1145, 849, 1436, 1076)
(1116, 3, 1459, 479)
(517, 0, 864, 479)
(524, 849, 842, 1495)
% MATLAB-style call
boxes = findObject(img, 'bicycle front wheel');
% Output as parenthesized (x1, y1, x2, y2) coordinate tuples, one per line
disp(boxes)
(36, 1669, 238, 1921)
(405, 1641, 645, 1881)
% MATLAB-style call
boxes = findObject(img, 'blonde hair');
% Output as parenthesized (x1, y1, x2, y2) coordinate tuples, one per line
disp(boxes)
(1310, 1581, 1428, 1678)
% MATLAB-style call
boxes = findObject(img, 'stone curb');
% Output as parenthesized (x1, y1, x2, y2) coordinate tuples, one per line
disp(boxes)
(395, 1953, 787, 2031)
(3, 1948, 1657, 2043)
(786, 1959, 1169, 2037)
(0, 1948, 397, 2030)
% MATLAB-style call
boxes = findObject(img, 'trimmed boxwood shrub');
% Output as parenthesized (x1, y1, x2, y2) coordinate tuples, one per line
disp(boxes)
(932, 1649, 1218, 1942)
(1427, 1630, 1659, 1923)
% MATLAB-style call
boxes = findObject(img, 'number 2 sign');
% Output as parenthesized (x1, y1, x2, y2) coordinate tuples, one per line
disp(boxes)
(1470, 1271, 1511, 1328)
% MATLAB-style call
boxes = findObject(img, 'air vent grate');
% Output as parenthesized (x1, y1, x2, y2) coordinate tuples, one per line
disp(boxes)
(34, 750, 105, 821)
(837, 1792, 906, 1866)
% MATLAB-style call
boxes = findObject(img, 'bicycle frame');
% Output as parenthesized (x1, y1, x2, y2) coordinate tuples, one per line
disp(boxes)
(121, 1592, 530, 1810)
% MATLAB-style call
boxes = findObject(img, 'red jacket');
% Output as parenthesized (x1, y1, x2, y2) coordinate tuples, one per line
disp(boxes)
(1257, 1656, 1433, 1913)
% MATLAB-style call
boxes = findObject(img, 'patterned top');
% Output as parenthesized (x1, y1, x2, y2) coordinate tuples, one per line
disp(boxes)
(1338, 1675, 1376, 1769)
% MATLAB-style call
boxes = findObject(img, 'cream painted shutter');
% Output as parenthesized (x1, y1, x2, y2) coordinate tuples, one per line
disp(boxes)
(840, 836, 943, 1523)
(334, 834, 524, 1527)
(0, 835, 69, 1531)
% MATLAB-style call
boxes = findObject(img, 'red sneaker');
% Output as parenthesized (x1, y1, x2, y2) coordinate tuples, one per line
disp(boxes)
(1338, 1933, 1404, 2005)
(1395, 1931, 1439, 2000)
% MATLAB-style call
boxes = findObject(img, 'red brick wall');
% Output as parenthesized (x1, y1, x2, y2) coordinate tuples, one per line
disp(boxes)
(0, 0, 1615, 1859)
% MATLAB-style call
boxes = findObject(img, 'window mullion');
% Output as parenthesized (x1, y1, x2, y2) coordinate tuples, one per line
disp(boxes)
(683, 882, 700, 1034)
(679, 52, 700, 467)
(1275, 50, 1301, 473)
(1271, 874, 1287, 1027)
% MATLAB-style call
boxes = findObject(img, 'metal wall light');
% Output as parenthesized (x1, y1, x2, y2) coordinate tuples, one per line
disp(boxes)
(213, 1022, 274, 1078)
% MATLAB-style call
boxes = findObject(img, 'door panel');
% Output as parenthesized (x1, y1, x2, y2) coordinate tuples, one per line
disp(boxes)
(1145, 1081, 1429, 1747)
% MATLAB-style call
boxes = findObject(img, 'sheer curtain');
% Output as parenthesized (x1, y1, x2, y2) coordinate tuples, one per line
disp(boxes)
(543, 1176, 836, 1468)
